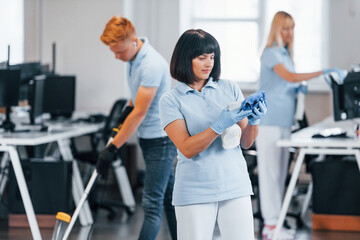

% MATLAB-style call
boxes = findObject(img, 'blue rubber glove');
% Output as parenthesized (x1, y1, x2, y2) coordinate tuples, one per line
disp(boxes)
(241, 91, 266, 110)
(323, 68, 347, 85)
(247, 101, 267, 126)
(211, 108, 252, 134)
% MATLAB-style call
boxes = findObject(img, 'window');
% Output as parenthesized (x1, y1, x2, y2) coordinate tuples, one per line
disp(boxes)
(180, 0, 327, 86)
(0, 0, 24, 64)
(265, 0, 327, 73)
(181, 0, 262, 83)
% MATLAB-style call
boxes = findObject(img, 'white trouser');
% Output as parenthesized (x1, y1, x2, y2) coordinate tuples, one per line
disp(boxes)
(175, 196, 254, 240)
(256, 125, 291, 226)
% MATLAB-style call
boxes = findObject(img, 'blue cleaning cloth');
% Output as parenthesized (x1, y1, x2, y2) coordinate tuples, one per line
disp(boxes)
(323, 68, 348, 87)
(241, 91, 266, 120)
(241, 91, 266, 111)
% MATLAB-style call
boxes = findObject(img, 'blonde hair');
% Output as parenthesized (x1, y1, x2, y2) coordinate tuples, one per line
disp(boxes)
(100, 16, 136, 45)
(265, 11, 295, 57)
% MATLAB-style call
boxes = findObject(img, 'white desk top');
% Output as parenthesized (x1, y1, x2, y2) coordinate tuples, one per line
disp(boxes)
(0, 122, 103, 146)
(0, 116, 102, 239)
(277, 117, 360, 148)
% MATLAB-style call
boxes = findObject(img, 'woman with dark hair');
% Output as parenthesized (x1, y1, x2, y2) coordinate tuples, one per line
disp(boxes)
(159, 29, 267, 239)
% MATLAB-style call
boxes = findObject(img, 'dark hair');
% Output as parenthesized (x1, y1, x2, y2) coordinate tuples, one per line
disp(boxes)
(170, 29, 221, 85)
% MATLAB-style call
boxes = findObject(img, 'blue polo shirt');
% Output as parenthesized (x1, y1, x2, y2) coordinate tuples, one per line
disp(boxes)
(127, 37, 170, 138)
(259, 46, 298, 127)
(159, 78, 253, 206)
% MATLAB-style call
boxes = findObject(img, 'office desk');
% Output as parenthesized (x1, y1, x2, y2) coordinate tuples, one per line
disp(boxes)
(0, 122, 102, 240)
(273, 117, 360, 240)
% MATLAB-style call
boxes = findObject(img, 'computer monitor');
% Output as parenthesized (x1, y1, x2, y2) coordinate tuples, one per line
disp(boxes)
(332, 72, 360, 121)
(8, 62, 43, 82)
(42, 75, 76, 119)
(0, 61, 7, 70)
(27, 75, 46, 125)
(0, 70, 21, 131)
(8, 62, 43, 101)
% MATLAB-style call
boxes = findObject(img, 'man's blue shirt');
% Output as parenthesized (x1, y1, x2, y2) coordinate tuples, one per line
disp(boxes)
(127, 37, 171, 138)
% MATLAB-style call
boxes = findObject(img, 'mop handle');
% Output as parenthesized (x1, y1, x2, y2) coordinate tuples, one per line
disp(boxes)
(61, 106, 133, 239)
(62, 169, 99, 240)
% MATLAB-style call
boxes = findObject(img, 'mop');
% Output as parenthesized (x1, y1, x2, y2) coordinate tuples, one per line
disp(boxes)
(52, 106, 134, 240)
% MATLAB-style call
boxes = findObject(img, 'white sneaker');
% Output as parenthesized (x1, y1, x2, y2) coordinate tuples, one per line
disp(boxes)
(262, 226, 295, 240)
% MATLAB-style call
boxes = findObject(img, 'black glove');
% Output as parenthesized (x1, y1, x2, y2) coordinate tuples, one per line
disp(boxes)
(96, 143, 118, 180)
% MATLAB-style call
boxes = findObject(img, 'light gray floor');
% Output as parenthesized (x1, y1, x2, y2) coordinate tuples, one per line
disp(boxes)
(1, 186, 360, 240)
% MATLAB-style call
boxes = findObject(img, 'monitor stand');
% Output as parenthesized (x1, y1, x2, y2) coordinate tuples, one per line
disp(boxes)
(0, 107, 16, 132)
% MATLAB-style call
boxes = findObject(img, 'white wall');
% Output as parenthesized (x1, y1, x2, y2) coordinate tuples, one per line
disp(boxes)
(133, 0, 180, 64)
(24, 0, 41, 62)
(24, 0, 180, 114)
(329, 0, 360, 69)
(25, 0, 129, 114)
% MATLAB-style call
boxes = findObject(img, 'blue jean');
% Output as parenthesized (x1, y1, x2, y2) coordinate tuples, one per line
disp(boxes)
(138, 136, 177, 240)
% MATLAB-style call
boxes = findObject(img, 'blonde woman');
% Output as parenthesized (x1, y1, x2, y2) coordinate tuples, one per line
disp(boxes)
(256, 11, 345, 240)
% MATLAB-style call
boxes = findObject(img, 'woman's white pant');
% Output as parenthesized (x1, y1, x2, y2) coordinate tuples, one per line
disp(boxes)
(175, 196, 254, 240)
(256, 125, 291, 226)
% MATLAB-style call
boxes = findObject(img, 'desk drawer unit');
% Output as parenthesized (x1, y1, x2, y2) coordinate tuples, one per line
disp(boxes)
(310, 158, 360, 231)
(8, 159, 73, 215)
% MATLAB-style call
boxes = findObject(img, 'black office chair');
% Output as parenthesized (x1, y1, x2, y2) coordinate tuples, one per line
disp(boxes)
(71, 98, 132, 220)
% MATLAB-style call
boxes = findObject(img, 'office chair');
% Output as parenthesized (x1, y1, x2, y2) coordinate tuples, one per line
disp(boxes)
(71, 98, 135, 220)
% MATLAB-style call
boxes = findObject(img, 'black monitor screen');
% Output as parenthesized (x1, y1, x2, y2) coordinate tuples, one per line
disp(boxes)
(28, 75, 46, 124)
(0, 70, 21, 107)
(43, 76, 76, 118)
(332, 72, 360, 121)
(8, 62, 44, 101)
(0, 61, 7, 70)
(8, 62, 42, 82)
